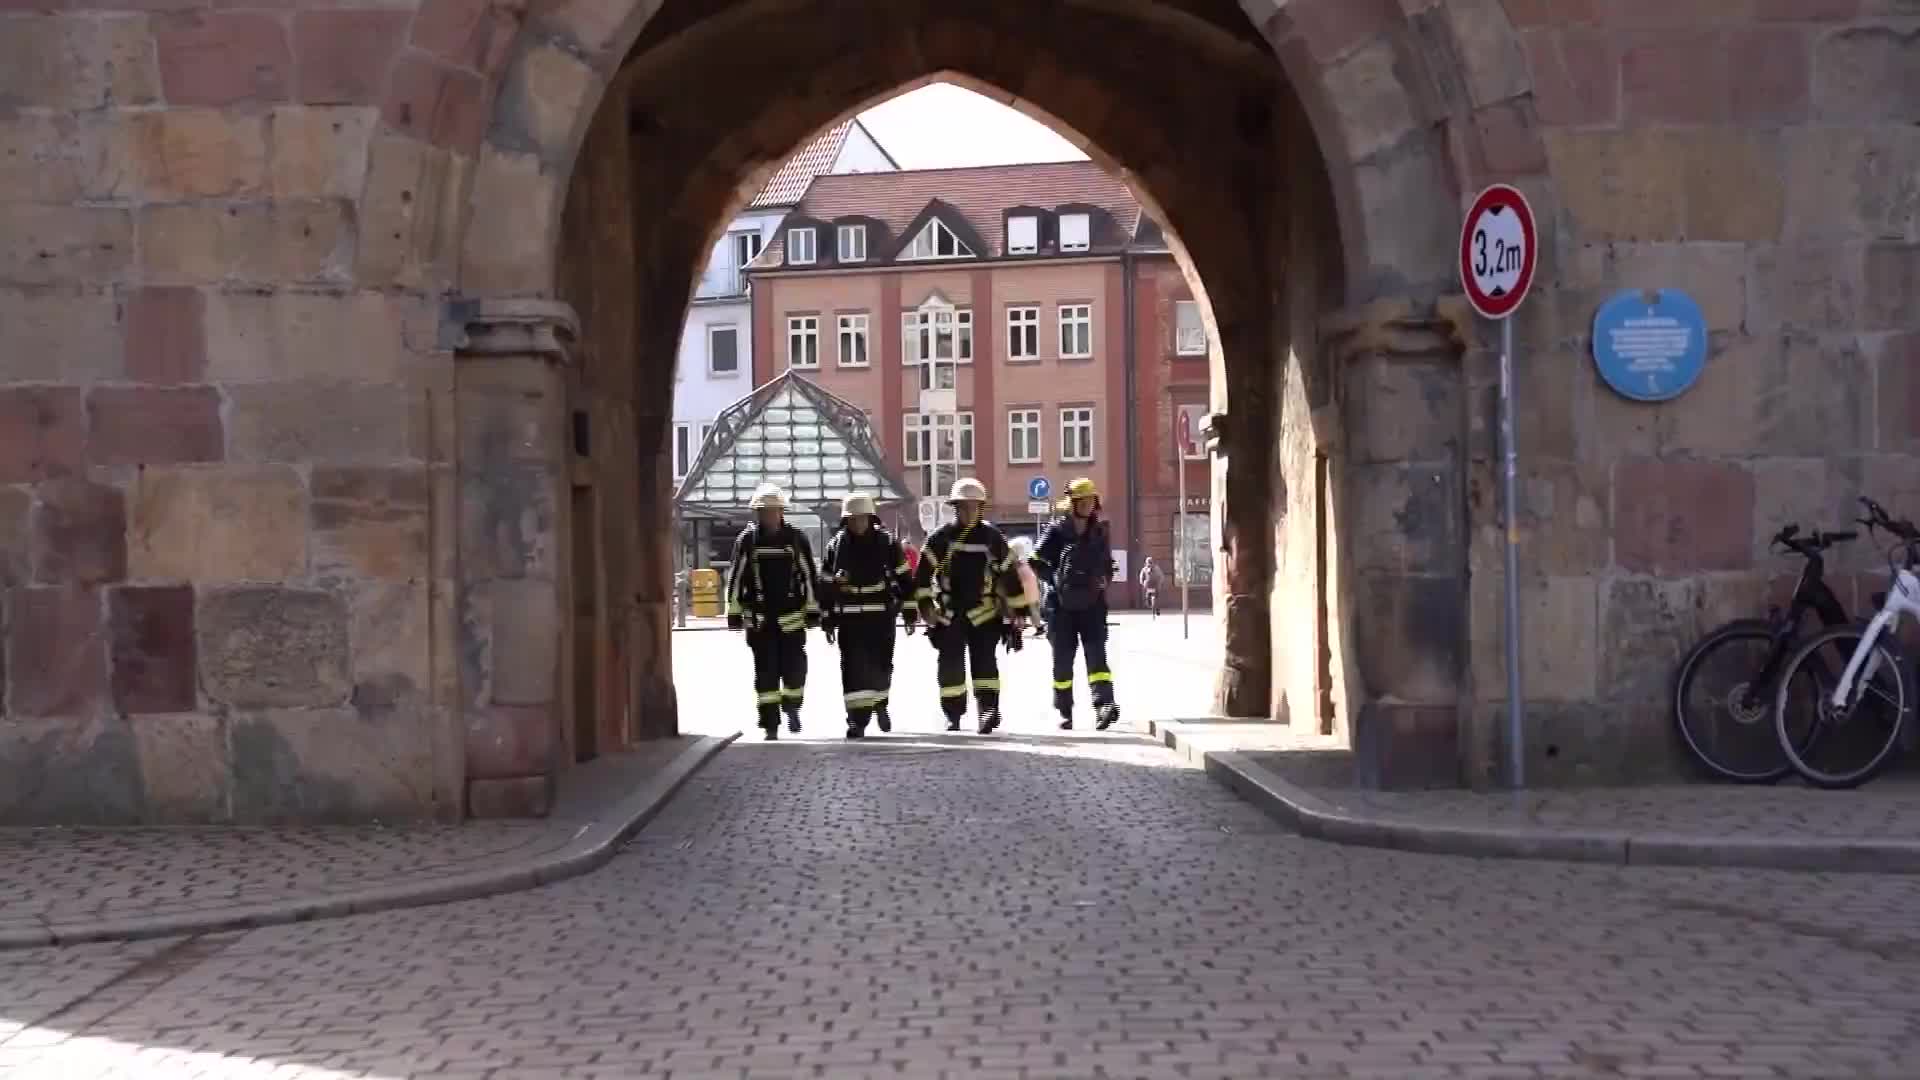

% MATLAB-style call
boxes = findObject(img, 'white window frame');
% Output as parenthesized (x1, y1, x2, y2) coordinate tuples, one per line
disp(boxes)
(934, 412, 975, 466)
(1007, 215, 1038, 255)
(901, 217, 974, 260)
(1006, 305, 1039, 362)
(786, 315, 819, 369)
(1059, 212, 1090, 252)
(696, 422, 712, 452)
(903, 412, 930, 466)
(728, 231, 763, 290)
(1059, 406, 1095, 463)
(902, 301, 973, 367)
(787, 227, 816, 266)
(1174, 301, 1206, 356)
(672, 422, 692, 479)
(1006, 408, 1042, 464)
(836, 313, 870, 368)
(707, 323, 740, 376)
(837, 224, 866, 263)
(1058, 303, 1093, 359)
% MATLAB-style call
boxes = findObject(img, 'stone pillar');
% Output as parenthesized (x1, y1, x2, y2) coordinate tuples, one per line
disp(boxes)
(447, 298, 578, 818)
(1209, 325, 1275, 719)
(630, 408, 679, 739)
(1321, 297, 1471, 789)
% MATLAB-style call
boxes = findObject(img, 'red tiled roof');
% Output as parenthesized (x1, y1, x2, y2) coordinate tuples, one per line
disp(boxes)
(751, 160, 1144, 267)
(748, 120, 854, 209)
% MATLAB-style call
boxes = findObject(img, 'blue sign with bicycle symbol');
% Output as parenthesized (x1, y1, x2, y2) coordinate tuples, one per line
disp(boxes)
(1028, 476, 1050, 501)
(1591, 289, 1708, 403)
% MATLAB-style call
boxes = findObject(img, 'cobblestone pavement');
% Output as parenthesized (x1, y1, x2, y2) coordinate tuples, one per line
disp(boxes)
(0, 740, 693, 936)
(1244, 751, 1920, 842)
(6, 711, 1920, 1076)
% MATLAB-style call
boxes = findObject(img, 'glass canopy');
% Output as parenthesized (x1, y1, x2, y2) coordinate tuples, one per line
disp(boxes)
(673, 369, 912, 517)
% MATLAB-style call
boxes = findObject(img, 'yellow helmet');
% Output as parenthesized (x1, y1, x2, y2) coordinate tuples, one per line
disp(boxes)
(1056, 476, 1100, 512)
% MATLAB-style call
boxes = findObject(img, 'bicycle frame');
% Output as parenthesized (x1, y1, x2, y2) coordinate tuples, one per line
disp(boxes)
(1828, 565, 1920, 709)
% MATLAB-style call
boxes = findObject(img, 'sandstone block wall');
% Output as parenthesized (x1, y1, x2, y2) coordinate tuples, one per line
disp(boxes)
(1460, 4, 1920, 784)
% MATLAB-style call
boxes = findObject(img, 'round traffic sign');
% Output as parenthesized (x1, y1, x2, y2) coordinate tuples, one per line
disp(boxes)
(1027, 476, 1050, 501)
(1459, 184, 1537, 320)
(917, 497, 938, 532)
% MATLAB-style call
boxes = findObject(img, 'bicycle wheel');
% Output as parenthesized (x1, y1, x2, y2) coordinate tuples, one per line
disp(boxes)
(1672, 620, 1796, 783)
(1772, 625, 1912, 790)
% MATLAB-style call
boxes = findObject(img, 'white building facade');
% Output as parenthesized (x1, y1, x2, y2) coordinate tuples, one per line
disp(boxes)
(670, 119, 898, 484)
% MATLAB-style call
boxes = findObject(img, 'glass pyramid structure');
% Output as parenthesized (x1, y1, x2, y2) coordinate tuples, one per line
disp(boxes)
(674, 370, 911, 517)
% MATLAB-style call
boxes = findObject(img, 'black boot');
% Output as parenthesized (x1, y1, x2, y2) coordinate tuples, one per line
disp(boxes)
(1057, 708, 1073, 731)
(977, 708, 1001, 735)
(945, 714, 962, 732)
(874, 704, 892, 733)
(845, 717, 865, 739)
(1095, 702, 1119, 731)
(760, 719, 779, 741)
(785, 707, 802, 734)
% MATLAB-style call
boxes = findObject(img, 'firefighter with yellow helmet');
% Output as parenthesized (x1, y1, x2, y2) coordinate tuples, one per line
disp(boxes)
(725, 483, 821, 739)
(911, 478, 1030, 733)
(1029, 476, 1120, 730)
(818, 491, 916, 739)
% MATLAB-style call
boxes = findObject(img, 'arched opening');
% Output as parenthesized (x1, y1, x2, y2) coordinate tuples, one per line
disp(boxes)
(450, 0, 1517, 814)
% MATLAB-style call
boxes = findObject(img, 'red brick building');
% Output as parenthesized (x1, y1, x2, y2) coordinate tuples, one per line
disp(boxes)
(744, 161, 1211, 607)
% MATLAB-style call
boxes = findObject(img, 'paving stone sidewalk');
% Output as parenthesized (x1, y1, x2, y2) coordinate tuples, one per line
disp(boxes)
(0, 736, 713, 947)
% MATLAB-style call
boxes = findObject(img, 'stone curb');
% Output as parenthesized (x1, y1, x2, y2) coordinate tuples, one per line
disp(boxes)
(0, 734, 738, 952)
(1149, 722, 1920, 876)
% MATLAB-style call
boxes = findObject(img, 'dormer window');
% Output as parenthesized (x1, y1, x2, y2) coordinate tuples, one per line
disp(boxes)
(1059, 213, 1090, 253)
(788, 227, 817, 265)
(1007, 215, 1038, 255)
(837, 224, 866, 262)
(902, 218, 973, 260)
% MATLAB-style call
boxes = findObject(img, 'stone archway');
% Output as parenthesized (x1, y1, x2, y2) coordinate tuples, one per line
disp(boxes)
(444, 0, 1548, 811)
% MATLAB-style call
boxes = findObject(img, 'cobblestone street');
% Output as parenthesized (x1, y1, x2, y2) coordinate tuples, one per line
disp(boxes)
(4, 623, 1920, 1079)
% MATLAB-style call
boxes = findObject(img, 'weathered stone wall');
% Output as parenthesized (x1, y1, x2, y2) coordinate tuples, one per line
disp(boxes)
(1459, 5, 1920, 785)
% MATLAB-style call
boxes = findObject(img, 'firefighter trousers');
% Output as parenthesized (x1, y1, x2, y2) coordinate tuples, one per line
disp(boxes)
(835, 614, 896, 728)
(935, 618, 1002, 720)
(747, 626, 807, 728)
(1048, 606, 1114, 716)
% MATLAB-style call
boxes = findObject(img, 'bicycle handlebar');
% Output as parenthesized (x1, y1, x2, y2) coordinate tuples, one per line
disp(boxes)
(1770, 523, 1858, 556)
(1858, 496, 1920, 542)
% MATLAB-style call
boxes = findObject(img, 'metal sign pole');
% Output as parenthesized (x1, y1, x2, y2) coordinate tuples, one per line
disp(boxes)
(1497, 313, 1523, 790)
(1177, 411, 1189, 641)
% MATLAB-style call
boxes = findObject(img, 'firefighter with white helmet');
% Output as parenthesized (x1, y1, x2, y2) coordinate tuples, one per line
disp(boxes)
(910, 477, 1030, 734)
(1029, 476, 1120, 730)
(818, 491, 916, 739)
(725, 482, 821, 739)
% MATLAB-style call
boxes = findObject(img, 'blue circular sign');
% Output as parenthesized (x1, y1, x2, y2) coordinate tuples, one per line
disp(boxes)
(1591, 289, 1709, 403)
(1028, 476, 1050, 501)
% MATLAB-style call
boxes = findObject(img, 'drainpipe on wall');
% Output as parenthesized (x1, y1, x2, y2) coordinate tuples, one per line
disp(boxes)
(1121, 246, 1141, 610)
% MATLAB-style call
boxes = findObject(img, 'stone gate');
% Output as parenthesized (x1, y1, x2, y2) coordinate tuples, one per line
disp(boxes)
(1, 0, 1914, 822)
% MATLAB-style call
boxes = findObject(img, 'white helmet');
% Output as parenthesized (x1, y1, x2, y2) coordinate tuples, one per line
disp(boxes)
(946, 477, 987, 503)
(748, 483, 785, 510)
(841, 492, 876, 518)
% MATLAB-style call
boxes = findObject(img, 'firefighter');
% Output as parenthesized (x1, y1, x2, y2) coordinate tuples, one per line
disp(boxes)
(819, 492, 917, 739)
(913, 478, 1029, 734)
(725, 483, 821, 739)
(1030, 477, 1120, 731)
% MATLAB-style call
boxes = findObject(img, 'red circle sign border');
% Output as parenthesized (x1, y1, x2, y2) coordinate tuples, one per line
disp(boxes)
(1459, 183, 1537, 320)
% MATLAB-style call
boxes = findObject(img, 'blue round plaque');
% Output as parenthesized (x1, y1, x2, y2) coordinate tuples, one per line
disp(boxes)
(1590, 289, 1708, 403)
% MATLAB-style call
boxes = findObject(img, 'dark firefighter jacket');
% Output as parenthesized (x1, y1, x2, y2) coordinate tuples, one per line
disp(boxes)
(820, 525, 915, 621)
(726, 522, 821, 633)
(1030, 514, 1117, 613)
(914, 518, 1030, 627)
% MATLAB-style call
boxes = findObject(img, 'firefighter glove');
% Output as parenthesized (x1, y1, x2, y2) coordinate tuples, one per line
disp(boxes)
(726, 613, 743, 631)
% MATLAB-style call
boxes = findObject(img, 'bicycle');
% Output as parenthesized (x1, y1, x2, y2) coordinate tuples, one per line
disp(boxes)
(1671, 521, 1858, 782)
(1769, 497, 1920, 789)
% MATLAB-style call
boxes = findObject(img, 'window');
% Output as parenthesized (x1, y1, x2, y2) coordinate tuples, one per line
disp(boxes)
(729, 232, 763, 282)
(837, 313, 869, 367)
(1175, 301, 1206, 356)
(707, 324, 739, 375)
(837, 224, 866, 263)
(786, 315, 819, 369)
(902, 305, 973, 365)
(787, 227, 816, 265)
(1006, 306, 1039, 361)
(1059, 212, 1090, 252)
(1007, 215, 1038, 254)
(902, 218, 973, 259)
(696, 422, 711, 453)
(903, 412, 929, 466)
(1007, 408, 1041, 464)
(672, 423, 692, 478)
(1059, 303, 1092, 359)
(935, 412, 975, 465)
(1060, 406, 1094, 462)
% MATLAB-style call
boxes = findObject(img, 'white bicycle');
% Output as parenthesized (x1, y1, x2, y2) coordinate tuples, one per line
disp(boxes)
(1769, 497, 1920, 789)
